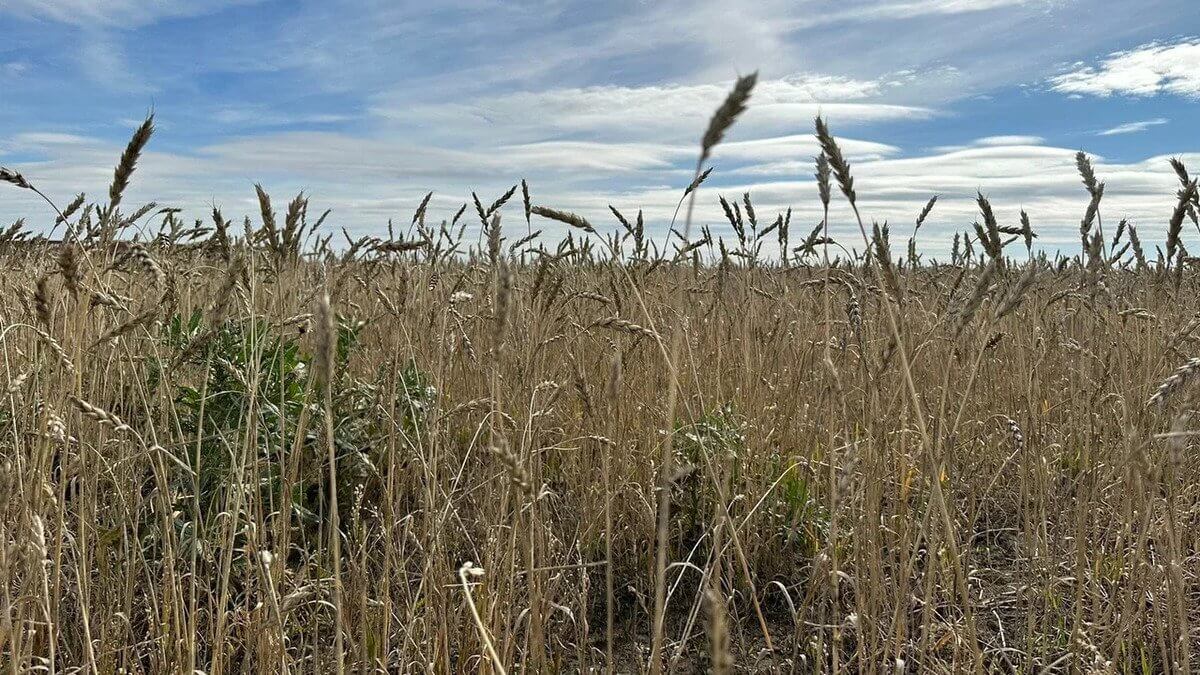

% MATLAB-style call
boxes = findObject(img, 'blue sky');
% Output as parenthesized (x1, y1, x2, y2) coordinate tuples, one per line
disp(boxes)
(1, 0, 1198, 252)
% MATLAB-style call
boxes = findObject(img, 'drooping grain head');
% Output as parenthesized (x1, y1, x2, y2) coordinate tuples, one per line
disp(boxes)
(700, 72, 757, 163)
(0, 166, 31, 190)
(684, 166, 714, 198)
(531, 206, 596, 234)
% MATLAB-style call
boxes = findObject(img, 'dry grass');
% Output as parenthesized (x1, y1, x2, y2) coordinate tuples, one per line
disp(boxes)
(1, 81, 1200, 674)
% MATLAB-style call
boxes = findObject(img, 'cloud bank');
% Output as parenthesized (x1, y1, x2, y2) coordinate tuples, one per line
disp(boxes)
(1049, 38, 1200, 98)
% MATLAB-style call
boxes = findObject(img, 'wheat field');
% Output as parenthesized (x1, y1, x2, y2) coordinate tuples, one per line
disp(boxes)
(1, 75, 1199, 673)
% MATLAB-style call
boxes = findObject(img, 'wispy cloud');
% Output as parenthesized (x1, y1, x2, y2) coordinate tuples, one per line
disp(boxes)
(835, 0, 1055, 20)
(0, 62, 30, 78)
(75, 35, 154, 93)
(1097, 118, 1169, 136)
(930, 135, 1045, 154)
(210, 106, 356, 129)
(973, 135, 1046, 146)
(1048, 38, 1200, 98)
(371, 75, 936, 149)
(6, 132, 94, 148)
(2, 0, 255, 28)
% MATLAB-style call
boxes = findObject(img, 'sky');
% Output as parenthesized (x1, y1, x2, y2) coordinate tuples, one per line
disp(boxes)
(0, 0, 1198, 255)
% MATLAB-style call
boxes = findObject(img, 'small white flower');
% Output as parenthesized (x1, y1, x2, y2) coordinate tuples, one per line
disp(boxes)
(460, 561, 485, 577)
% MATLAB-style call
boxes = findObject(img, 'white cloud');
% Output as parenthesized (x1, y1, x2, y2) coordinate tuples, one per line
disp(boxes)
(183, 131, 900, 188)
(930, 135, 1044, 154)
(1, 62, 30, 78)
(246, 0, 1093, 110)
(0, 0, 255, 28)
(1097, 118, 1169, 136)
(716, 135, 901, 163)
(1048, 38, 1200, 98)
(75, 35, 155, 93)
(210, 106, 354, 128)
(973, 135, 1045, 146)
(839, 0, 1054, 20)
(2, 125, 1195, 258)
(8, 132, 94, 147)
(372, 75, 935, 151)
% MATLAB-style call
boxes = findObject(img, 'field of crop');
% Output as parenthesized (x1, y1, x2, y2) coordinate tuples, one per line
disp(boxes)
(1, 75, 1199, 673)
